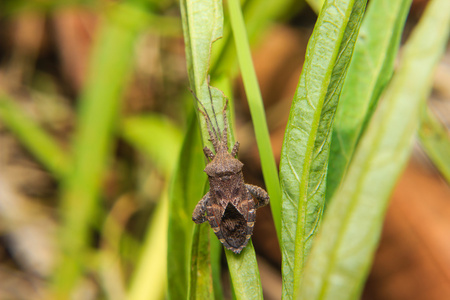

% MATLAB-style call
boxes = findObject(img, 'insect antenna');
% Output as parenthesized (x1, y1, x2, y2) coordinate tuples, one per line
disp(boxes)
(221, 98, 229, 149)
(189, 87, 220, 151)
(207, 78, 229, 151)
(207, 79, 221, 139)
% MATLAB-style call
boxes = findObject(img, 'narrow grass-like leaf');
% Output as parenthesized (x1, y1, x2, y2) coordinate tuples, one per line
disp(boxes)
(180, 0, 223, 99)
(189, 223, 214, 300)
(178, 0, 225, 297)
(120, 114, 182, 177)
(122, 114, 182, 300)
(208, 75, 230, 300)
(418, 104, 450, 183)
(0, 95, 70, 178)
(180, 0, 263, 297)
(306, 0, 324, 14)
(127, 192, 169, 300)
(299, 0, 450, 298)
(326, 0, 412, 201)
(167, 112, 206, 300)
(180, 0, 229, 159)
(211, 0, 300, 77)
(227, 0, 282, 240)
(51, 3, 148, 297)
(225, 241, 263, 300)
(238, 0, 301, 41)
(210, 230, 224, 300)
(279, 0, 367, 298)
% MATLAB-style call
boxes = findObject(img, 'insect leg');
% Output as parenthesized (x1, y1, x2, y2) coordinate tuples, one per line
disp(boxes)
(231, 141, 240, 157)
(203, 146, 215, 161)
(245, 184, 270, 209)
(192, 192, 210, 224)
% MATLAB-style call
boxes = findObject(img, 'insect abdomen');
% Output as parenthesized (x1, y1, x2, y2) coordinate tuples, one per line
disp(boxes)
(206, 197, 255, 254)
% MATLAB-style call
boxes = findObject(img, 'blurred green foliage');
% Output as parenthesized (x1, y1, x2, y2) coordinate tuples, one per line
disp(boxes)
(0, 0, 448, 299)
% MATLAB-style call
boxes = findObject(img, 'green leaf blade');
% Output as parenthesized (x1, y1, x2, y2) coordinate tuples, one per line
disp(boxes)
(167, 113, 206, 300)
(300, 0, 450, 298)
(181, 0, 223, 94)
(181, 0, 265, 298)
(227, 0, 282, 241)
(121, 113, 183, 300)
(225, 242, 263, 300)
(127, 193, 169, 300)
(327, 0, 412, 201)
(189, 223, 214, 300)
(279, 0, 367, 298)
(180, 0, 232, 298)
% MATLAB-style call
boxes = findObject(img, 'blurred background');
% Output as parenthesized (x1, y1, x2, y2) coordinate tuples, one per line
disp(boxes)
(0, 0, 449, 299)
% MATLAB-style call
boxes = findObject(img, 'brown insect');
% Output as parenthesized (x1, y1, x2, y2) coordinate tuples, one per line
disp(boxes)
(191, 84, 269, 254)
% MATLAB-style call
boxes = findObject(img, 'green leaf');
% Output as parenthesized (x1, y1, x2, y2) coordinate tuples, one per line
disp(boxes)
(306, 0, 324, 13)
(211, 0, 302, 77)
(127, 192, 169, 300)
(179, 0, 226, 297)
(299, 0, 450, 298)
(180, 0, 263, 298)
(167, 112, 206, 300)
(210, 230, 224, 300)
(0, 95, 70, 178)
(180, 0, 223, 95)
(189, 223, 214, 300)
(326, 0, 412, 201)
(180, 0, 229, 157)
(51, 2, 149, 297)
(122, 115, 182, 300)
(418, 104, 450, 183)
(227, 0, 282, 241)
(225, 241, 263, 300)
(278, 0, 367, 298)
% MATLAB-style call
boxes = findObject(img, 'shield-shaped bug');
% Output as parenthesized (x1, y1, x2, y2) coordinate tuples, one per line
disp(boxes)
(191, 83, 269, 254)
